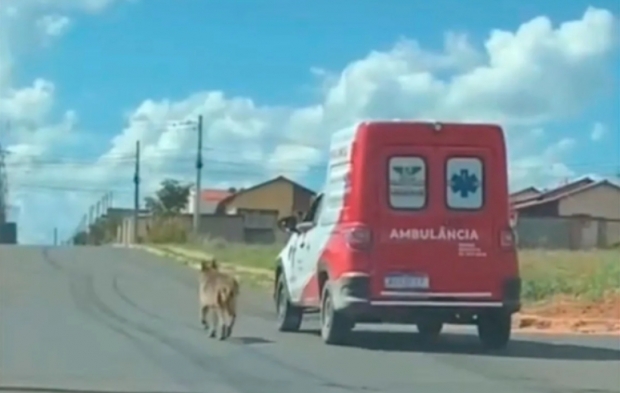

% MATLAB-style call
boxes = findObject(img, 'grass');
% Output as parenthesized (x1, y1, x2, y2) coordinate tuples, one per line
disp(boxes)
(519, 250, 620, 303)
(183, 238, 282, 271)
(164, 239, 620, 303)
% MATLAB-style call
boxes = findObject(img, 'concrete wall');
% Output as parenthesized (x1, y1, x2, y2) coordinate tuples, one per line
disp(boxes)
(0, 222, 17, 244)
(117, 215, 151, 244)
(117, 213, 246, 244)
(195, 214, 244, 243)
(516, 216, 620, 249)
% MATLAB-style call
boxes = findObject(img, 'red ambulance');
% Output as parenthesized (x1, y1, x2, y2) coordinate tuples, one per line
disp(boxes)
(274, 121, 520, 349)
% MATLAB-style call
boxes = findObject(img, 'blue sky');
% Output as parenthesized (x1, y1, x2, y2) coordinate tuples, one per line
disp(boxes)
(17, 0, 620, 166)
(2, 0, 619, 243)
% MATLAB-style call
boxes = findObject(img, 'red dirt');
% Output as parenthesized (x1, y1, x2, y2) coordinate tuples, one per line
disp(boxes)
(514, 293, 620, 334)
(523, 294, 620, 320)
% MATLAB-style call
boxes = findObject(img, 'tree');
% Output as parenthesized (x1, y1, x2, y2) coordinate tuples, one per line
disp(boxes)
(145, 179, 191, 216)
(72, 231, 88, 245)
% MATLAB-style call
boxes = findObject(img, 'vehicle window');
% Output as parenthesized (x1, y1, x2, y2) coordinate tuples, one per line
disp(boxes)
(303, 194, 323, 223)
(446, 157, 484, 210)
(388, 156, 427, 210)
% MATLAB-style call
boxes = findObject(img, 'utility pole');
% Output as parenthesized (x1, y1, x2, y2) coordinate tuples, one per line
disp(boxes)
(193, 115, 203, 235)
(0, 144, 7, 225)
(0, 122, 9, 227)
(133, 141, 141, 244)
(53, 227, 58, 246)
(105, 191, 111, 210)
(95, 198, 102, 219)
(88, 205, 95, 230)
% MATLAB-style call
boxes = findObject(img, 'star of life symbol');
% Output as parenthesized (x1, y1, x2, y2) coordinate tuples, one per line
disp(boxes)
(450, 169, 479, 198)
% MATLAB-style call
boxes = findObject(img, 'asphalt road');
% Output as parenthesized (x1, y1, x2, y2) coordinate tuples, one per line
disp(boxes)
(1, 246, 619, 393)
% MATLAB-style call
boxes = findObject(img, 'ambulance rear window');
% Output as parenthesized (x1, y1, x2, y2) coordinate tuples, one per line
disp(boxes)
(388, 156, 427, 210)
(446, 157, 484, 210)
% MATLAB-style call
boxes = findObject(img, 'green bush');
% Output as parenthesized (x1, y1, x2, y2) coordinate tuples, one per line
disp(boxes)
(146, 218, 188, 244)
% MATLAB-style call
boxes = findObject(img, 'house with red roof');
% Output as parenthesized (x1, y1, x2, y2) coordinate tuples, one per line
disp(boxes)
(185, 188, 235, 214)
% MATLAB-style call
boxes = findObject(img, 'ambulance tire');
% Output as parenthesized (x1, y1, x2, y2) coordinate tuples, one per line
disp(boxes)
(477, 311, 512, 350)
(320, 284, 352, 345)
(275, 274, 303, 332)
(416, 321, 443, 341)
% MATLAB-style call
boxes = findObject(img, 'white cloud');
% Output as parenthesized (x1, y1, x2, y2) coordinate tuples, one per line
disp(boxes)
(0, 79, 55, 123)
(590, 122, 607, 141)
(509, 136, 577, 190)
(0, 0, 129, 14)
(2, 5, 619, 243)
(37, 14, 71, 38)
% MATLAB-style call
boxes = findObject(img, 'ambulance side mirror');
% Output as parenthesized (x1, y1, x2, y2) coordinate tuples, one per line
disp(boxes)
(278, 215, 299, 234)
(296, 221, 315, 233)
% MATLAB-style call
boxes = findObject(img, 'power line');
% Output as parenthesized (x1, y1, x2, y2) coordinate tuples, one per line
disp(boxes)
(2, 134, 323, 163)
(10, 184, 132, 193)
(2, 142, 617, 169)
(10, 168, 620, 197)
(4, 158, 619, 184)
(3, 154, 329, 171)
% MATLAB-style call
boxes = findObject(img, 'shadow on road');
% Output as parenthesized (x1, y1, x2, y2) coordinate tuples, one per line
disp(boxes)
(229, 336, 274, 345)
(297, 329, 620, 361)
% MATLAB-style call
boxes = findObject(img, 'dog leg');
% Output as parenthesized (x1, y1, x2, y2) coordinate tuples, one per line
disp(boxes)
(217, 308, 227, 340)
(200, 305, 209, 329)
(221, 302, 235, 339)
(206, 308, 217, 338)
(226, 311, 236, 339)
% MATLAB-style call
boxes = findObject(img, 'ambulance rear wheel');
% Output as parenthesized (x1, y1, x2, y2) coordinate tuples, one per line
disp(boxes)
(320, 284, 352, 345)
(477, 311, 512, 350)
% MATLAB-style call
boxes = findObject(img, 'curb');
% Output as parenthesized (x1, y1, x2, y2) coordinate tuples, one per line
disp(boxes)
(132, 244, 203, 270)
(134, 244, 272, 287)
(149, 245, 272, 277)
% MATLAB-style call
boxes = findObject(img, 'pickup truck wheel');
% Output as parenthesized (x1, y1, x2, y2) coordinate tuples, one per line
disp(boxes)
(477, 311, 512, 350)
(416, 321, 443, 340)
(320, 284, 352, 345)
(275, 275, 302, 332)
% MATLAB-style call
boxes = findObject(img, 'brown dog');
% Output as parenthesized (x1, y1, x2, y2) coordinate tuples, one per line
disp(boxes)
(198, 258, 240, 340)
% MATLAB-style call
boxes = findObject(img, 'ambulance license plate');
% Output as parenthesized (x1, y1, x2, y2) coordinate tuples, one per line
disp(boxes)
(384, 274, 429, 290)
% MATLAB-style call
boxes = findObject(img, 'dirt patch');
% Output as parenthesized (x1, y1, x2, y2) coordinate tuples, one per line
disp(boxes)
(523, 293, 620, 320)
(515, 293, 620, 334)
